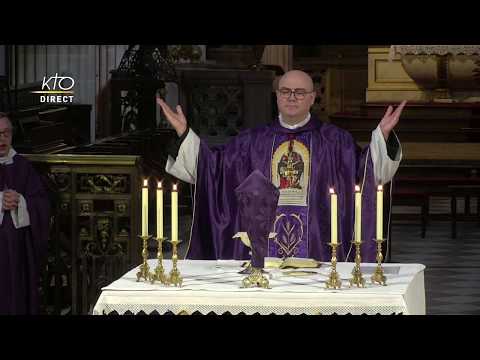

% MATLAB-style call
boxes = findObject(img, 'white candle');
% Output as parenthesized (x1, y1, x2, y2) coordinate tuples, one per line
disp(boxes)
(355, 185, 362, 243)
(329, 188, 338, 244)
(377, 185, 383, 240)
(141, 179, 148, 236)
(157, 181, 163, 239)
(172, 183, 178, 243)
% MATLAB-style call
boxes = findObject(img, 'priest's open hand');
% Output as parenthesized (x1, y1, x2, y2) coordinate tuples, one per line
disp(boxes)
(379, 100, 407, 141)
(2, 189, 19, 211)
(156, 97, 188, 137)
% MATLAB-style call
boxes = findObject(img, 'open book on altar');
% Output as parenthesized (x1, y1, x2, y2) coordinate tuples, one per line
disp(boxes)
(264, 257, 321, 269)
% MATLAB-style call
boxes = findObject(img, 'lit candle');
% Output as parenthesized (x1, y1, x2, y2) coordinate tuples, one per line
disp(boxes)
(142, 179, 148, 237)
(171, 183, 178, 243)
(329, 188, 338, 244)
(376, 185, 383, 240)
(157, 181, 163, 239)
(355, 185, 362, 243)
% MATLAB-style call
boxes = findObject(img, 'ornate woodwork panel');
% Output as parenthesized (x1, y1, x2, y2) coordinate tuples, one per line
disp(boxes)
(27, 154, 141, 314)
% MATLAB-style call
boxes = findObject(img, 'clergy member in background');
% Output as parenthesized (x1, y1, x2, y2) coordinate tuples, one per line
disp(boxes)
(0, 112, 50, 315)
(157, 70, 405, 262)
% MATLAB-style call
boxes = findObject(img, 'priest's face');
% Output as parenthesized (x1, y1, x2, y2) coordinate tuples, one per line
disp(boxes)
(0, 116, 12, 157)
(276, 70, 316, 125)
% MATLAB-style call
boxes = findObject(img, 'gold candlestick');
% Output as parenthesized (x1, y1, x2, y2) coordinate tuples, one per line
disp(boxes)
(349, 241, 366, 287)
(371, 238, 387, 286)
(325, 242, 342, 289)
(136, 235, 152, 282)
(150, 236, 169, 284)
(168, 240, 183, 287)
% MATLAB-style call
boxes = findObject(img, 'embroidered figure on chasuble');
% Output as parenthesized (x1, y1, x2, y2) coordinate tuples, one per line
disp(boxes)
(270, 134, 311, 258)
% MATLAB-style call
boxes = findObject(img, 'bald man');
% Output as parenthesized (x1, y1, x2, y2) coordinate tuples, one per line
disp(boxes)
(157, 70, 405, 262)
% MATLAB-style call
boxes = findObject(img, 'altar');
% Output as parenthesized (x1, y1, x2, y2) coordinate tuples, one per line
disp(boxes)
(92, 259, 426, 315)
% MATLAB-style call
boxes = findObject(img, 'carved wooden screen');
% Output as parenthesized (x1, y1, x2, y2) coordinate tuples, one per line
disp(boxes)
(176, 66, 275, 145)
(27, 154, 141, 314)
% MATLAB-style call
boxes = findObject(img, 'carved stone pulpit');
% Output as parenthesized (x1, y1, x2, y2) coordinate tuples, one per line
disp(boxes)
(390, 45, 480, 102)
(368, 45, 480, 103)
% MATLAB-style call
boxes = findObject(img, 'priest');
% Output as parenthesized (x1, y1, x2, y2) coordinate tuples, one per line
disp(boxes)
(0, 112, 50, 314)
(157, 70, 405, 262)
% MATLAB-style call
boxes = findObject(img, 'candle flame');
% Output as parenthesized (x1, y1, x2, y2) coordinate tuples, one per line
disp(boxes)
(143, 179, 148, 187)
(355, 185, 361, 192)
(329, 188, 335, 194)
(173, 183, 178, 191)
(378, 185, 383, 191)
(158, 181, 162, 189)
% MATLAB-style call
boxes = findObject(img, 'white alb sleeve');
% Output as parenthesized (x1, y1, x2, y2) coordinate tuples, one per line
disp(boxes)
(369, 126, 402, 185)
(165, 129, 201, 185)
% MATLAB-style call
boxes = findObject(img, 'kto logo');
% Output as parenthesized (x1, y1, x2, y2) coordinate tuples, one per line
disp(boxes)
(32, 73, 75, 104)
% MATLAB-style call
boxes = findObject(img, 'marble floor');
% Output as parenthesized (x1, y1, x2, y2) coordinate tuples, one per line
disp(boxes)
(389, 220, 480, 315)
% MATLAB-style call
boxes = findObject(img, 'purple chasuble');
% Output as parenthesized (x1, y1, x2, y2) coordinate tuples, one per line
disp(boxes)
(187, 116, 378, 262)
(0, 155, 50, 314)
